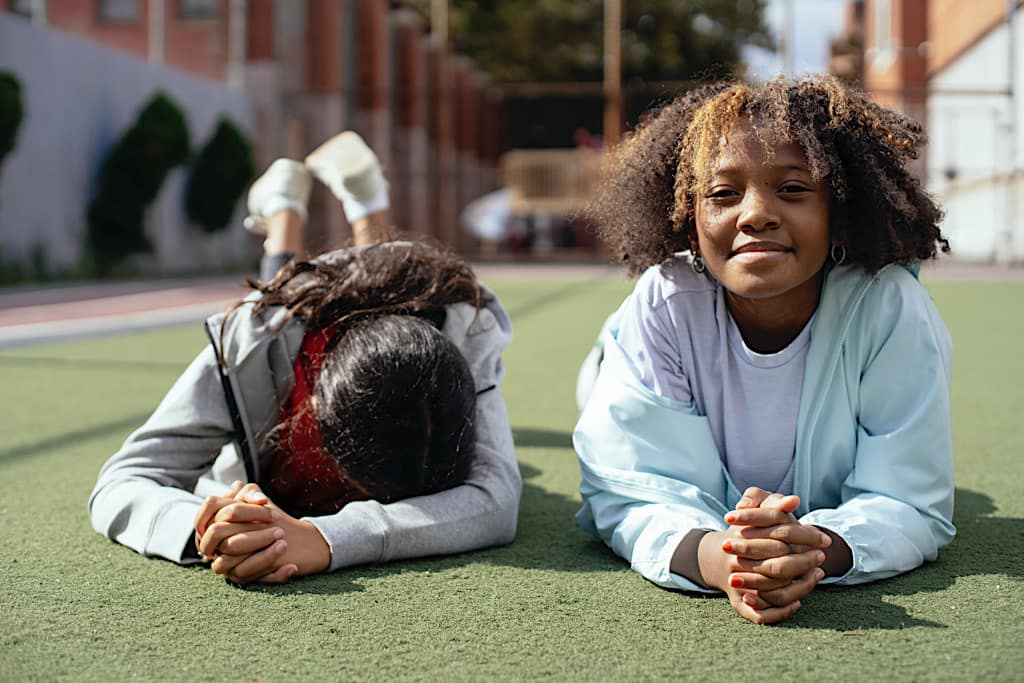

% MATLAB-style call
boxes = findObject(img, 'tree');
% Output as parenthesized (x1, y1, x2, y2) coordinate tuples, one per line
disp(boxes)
(186, 119, 254, 233)
(417, 0, 772, 83)
(0, 71, 24, 168)
(86, 92, 190, 272)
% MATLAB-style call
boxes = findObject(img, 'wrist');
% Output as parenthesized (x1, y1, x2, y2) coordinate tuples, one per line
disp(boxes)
(695, 530, 731, 590)
(670, 529, 713, 588)
(298, 520, 332, 575)
(814, 526, 853, 577)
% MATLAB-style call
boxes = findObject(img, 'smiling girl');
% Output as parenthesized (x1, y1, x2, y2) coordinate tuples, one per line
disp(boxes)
(573, 76, 954, 625)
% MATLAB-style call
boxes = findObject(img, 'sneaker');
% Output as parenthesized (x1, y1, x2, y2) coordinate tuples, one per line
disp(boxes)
(304, 131, 389, 221)
(243, 159, 312, 235)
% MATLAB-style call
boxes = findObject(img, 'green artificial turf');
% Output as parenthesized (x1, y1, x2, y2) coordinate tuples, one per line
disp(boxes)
(1, 275, 1023, 682)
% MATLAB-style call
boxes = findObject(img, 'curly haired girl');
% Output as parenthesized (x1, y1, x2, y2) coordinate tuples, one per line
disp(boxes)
(574, 75, 954, 624)
(90, 133, 518, 584)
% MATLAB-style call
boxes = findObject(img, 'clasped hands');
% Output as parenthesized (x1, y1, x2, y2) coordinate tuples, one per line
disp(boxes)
(699, 487, 843, 625)
(192, 481, 331, 585)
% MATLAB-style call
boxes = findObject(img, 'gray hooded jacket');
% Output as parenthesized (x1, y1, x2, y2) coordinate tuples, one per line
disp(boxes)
(88, 266, 519, 572)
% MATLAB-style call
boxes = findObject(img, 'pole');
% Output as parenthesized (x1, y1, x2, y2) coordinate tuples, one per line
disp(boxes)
(604, 0, 622, 145)
(432, 0, 448, 47)
(227, 0, 247, 89)
(432, 0, 458, 248)
(1004, 0, 1018, 264)
(31, 0, 46, 26)
(148, 0, 165, 64)
(782, 0, 794, 74)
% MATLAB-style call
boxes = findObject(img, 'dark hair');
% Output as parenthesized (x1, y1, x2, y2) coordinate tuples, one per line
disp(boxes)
(245, 241, 486, 329)
(315, 314, 476, 504)
(587, 75, 949, 275)
(228, 241, 487, 513)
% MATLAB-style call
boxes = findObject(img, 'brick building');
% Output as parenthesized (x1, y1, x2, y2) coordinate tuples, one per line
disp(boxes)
(834, 0, 1024, 263)
(2, 0, 501, 256)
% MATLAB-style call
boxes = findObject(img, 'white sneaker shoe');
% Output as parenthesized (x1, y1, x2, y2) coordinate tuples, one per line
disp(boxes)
(305, 131, 389, 222)
(243, 159, 313, 235)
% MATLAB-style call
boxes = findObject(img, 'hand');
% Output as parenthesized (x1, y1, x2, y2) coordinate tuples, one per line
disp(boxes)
(725, 488, 830, 610)
(698, 488, 829, 624)
(193, 480, 269, 540)
(199, 484, 331, 585)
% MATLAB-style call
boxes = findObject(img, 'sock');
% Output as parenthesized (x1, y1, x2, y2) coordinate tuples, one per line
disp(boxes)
(340, 183, 390, 223)
(262, 195, 309, 222)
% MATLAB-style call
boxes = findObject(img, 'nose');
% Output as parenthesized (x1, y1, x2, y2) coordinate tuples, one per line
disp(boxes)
(737, 188, 780, 232)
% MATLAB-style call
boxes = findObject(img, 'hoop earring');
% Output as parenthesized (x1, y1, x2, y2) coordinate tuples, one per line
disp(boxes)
(830, 243, 847, 266)
(691, 255, 706, 274)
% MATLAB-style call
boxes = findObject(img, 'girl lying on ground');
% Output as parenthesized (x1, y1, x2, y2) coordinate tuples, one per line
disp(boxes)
(573, 75, 954, 624)
(89, 133, 520, 584)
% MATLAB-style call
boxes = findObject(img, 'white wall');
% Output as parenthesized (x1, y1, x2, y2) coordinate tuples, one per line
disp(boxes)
(0, 14, 258, 274)
(928, 7, 1024, 263)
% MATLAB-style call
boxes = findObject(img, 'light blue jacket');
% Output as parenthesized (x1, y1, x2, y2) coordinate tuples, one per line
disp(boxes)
(574, 262, 955, 592)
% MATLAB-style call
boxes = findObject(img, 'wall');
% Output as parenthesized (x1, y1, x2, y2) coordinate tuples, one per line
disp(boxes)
(928, 0, 1013, 76)
(0, 14, 256, 273)
(927, 5, 1024, 262)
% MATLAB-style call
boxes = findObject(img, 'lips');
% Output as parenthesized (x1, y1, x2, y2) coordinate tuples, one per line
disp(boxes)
(731, 241, 791, 256)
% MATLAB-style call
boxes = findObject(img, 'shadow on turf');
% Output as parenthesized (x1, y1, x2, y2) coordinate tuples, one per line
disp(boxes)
(0, 355, 186, 373)
(0, 412, 152, 464)
(265, 484, 1024, 631)
(247, 462, 628, 596)
(512, 427, 573, 449)
(777, 487, 1024, 631)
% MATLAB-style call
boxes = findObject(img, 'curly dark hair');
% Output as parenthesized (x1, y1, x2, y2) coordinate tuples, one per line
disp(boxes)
(243, 240, 487, 330)
(587, 75, 949, 275)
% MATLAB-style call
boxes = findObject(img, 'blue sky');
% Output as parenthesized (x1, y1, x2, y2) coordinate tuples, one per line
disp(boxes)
(743, 0, 848, 78)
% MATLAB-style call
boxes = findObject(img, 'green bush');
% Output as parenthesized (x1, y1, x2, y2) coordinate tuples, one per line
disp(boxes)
(185, 118, 254, 233)
(0, 71, 24, 167)
(86, 92, 190, 272)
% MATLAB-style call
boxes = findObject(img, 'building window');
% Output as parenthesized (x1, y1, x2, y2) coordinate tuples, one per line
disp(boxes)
(99, 0, 139, 23)
(8, 0, 33, 17)
(179, 0, 218, 20)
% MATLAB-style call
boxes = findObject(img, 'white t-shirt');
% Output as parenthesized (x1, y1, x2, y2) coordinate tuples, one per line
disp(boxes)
(614, 266, 811, 496)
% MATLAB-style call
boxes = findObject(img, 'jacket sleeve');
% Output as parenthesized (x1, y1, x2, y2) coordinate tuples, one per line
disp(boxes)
(305, 298, 522, 571)
(574, 296, 733, 593)
(800, 273, 956, 585)
(88, 344, 234, 564)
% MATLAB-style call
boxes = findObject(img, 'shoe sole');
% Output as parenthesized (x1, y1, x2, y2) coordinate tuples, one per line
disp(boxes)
(304, 131, 383, 200)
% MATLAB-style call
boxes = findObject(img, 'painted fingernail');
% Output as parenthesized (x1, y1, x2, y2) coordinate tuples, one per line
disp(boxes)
(729, 575, 744, 588)
(816, 551, 826, 563)
(272, 528, 285, 540)
(725, 514, 738, 524)
(721, 540, 734, 552)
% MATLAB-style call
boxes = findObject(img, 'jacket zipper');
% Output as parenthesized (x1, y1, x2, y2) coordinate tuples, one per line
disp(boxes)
(204, 321, 256, 483)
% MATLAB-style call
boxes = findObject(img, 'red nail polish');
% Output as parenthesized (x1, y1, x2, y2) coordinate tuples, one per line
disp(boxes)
(730, 575, 743, 588)
(722, 540, 733, 552)
(725, 514, 737, 524)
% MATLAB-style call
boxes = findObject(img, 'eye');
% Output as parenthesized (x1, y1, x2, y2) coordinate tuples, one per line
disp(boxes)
(779, 183, 812, 196)
(706, 187, 739, 199)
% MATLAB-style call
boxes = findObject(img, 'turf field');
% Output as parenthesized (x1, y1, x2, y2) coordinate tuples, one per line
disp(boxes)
(1, 274, 1022, 682)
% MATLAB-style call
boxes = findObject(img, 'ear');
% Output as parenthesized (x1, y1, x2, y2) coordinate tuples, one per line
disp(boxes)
(687, 229, 700, 256)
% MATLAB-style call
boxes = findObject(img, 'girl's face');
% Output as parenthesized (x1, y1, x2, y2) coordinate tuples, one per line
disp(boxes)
(693, 121, 831, 313)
